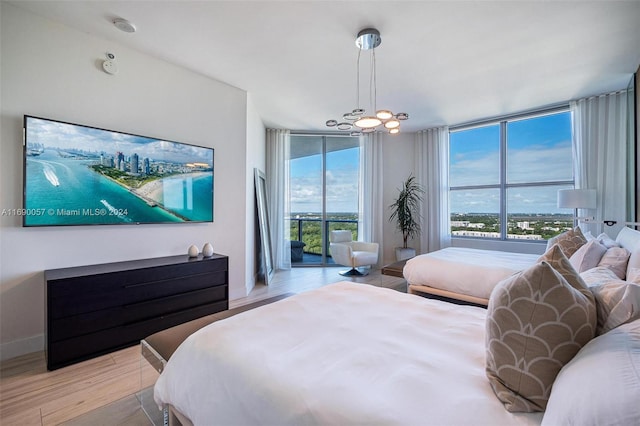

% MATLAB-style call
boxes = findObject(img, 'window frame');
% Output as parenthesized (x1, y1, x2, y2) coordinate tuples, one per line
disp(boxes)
(288, 133, 361, 266)
(449, 106, 574, 242)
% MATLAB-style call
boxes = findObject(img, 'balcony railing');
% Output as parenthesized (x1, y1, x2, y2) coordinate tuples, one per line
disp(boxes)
(288, 217, 358, 265)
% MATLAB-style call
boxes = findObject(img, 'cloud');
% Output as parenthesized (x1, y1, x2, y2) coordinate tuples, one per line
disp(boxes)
(450, 140, 573, 214)
(290, 162, 358, 213)
(506, 141, 572, 182)
(27, 117, 212, 164)
(452, 185, 571, 214)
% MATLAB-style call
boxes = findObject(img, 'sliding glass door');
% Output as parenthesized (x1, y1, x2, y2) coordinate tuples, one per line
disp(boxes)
(288, 134, 360, 266)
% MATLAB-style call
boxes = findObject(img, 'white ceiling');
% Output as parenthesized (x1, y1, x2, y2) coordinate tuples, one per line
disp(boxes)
(9, 1, 640, 132)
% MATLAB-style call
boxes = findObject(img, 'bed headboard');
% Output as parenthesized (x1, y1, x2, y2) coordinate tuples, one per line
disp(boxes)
(616, 227, 640, 251)
(615, 227, 640, 278)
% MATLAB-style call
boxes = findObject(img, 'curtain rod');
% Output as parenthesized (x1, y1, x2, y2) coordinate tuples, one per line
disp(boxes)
(449, 103, 570, 132)
(289, 131, 355, 137)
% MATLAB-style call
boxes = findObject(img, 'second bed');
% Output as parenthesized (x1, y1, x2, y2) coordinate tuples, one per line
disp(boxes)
(403, 247, 540, 305)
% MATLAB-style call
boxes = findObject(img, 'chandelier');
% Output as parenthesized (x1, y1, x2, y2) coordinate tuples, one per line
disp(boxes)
(326, 28, 409, 136)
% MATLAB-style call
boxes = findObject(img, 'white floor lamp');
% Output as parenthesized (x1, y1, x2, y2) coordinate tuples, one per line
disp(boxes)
(557, 189, 597, 227)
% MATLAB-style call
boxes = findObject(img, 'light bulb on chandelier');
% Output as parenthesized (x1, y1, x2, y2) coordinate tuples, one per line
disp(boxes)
(325, 28, 409, 136)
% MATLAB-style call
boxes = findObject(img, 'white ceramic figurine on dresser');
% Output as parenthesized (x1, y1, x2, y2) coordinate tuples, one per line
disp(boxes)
(202, 242, 214, 257)
(187, 245, 199, 258)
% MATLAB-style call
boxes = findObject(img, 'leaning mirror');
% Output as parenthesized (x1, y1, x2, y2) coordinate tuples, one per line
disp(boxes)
(254, 168, 274, 285)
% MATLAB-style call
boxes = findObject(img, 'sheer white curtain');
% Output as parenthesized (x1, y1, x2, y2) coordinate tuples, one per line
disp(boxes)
(571, 91, 628, 237)
(359, 133, 384, 267)
(266, 129, 291, 270)
(414, 127, 451, 253)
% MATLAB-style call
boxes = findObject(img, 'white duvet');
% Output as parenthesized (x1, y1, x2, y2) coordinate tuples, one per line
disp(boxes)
(154, 282, 542, 425)
(403, 247, 540, 300)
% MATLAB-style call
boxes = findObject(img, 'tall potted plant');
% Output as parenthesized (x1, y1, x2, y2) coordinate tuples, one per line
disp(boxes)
(389, 175, 424, 260)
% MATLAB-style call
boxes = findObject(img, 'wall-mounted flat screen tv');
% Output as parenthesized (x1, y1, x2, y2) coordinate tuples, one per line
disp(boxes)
(23, 115, 214, 226)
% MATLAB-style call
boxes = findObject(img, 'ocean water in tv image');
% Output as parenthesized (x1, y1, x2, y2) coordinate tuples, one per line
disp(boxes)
(25, 150, 212, 226)
(154, 174, 214, 222)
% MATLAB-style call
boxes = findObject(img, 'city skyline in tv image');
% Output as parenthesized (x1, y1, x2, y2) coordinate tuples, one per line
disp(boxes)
(23, 116, 214, 226)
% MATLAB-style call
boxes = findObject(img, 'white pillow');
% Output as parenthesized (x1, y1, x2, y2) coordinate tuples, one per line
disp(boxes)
(597, 232, 620, 248)
(598, 247, 631, 279)
(569, 240, 606, 273)
(580, 266, 621, 287)
(628, 268, 640, 284)
(580, 266, 640, 334)
(542, 319, 640, 426)
(627, 248, 640, 282)
(615, 226, 640, 250)
(590, 281, 640, 334)
(614, 227, 640, 280)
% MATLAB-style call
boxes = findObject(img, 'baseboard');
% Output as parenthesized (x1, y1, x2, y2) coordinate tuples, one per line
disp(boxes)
(0, 334, 44, 362)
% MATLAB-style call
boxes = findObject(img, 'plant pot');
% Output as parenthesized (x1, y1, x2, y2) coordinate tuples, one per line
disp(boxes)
(395, 247, 416, 261)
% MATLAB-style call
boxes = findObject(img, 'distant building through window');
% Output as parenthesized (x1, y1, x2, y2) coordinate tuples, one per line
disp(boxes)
(449, 108, 574, 241)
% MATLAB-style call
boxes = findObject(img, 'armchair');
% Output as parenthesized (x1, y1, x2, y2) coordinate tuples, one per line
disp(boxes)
(329, 230, 379, 276)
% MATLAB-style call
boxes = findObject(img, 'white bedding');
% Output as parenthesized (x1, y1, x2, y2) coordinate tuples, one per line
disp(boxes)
(154, 282, 542, 425)
(403, 247, 540, 300)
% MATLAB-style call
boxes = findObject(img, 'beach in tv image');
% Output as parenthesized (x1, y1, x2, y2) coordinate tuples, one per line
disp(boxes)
(23, 116, 214, 226)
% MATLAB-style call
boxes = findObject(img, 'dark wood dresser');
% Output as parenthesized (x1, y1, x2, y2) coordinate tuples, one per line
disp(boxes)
(44, 253, 228, 370)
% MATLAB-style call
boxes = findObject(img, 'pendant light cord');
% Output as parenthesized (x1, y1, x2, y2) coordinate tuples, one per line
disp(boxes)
(356, 48, 361, 110)
(372, 48, 377, 113)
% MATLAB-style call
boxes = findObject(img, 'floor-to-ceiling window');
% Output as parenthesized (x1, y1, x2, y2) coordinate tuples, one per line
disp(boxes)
(289, 134, 360, 265)
(449, 108, 575, 241)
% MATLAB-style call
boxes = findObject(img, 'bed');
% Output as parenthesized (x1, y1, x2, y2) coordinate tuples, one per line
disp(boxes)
(403, 247, 540, 305)
(153, 227, 640, 426)
(154, 282, 543, 425)
(404, 225, 640, 306)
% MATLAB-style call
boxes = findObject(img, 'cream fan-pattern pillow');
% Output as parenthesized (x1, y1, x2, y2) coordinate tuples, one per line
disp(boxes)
(549, 227, 588, 258)
(539, 244, 596, 303)
(485, 255, 597, 412)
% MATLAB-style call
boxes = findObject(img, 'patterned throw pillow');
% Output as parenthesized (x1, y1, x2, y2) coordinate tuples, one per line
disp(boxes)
(539, 244, 597, 304)
(486, 247, 597, 412)
(547, 227, 587, 258)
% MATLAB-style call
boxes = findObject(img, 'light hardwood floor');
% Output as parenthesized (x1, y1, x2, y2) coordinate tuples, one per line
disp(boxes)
(0, 267, 405, 426)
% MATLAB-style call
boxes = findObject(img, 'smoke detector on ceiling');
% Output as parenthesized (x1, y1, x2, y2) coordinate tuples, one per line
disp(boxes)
(113, 18, 136, 33)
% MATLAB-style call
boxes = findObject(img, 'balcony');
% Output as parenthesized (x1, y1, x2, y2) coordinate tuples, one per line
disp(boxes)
(289, 217, 358, 266)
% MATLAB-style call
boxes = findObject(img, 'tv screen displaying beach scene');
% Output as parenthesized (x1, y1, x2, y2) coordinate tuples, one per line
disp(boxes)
(23, 115, 214, 226)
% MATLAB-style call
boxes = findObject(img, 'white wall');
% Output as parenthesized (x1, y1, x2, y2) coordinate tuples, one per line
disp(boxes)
(245, 93, 266, 293)
(381, 132, 416, 265)
(0, 4, 253, 360)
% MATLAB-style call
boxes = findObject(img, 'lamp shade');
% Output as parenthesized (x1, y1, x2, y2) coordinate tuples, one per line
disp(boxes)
(557, 189, 596, 209)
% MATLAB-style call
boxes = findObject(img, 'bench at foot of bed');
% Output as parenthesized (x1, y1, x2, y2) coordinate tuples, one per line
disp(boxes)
(409, 284, 489, 308)
(139, 292, 294, 425)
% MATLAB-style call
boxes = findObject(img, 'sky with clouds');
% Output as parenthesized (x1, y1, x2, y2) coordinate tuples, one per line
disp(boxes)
(290, 116, 574, 216)
(290, 145, 360, 213)
(289, 112, 573, 215)
(450, 112, 574, 214)
(26, 116, 213, 165)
